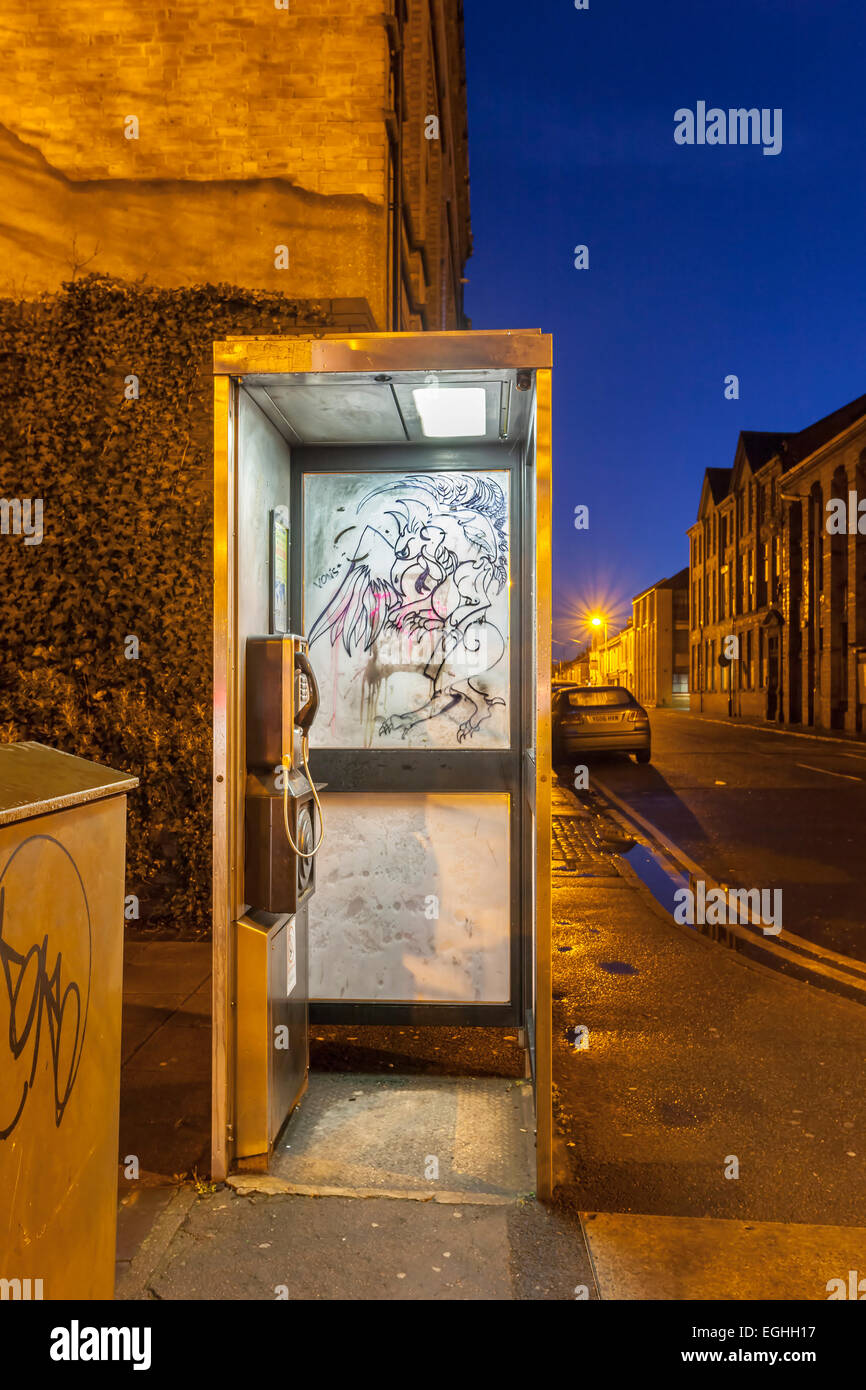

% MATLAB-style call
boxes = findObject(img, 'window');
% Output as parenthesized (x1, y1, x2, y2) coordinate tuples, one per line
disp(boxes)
(566, 688, 632, 708)
(672, 673, 688, 694)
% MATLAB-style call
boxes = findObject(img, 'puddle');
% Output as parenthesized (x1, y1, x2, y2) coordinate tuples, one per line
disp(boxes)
(620, 842, 689, 919)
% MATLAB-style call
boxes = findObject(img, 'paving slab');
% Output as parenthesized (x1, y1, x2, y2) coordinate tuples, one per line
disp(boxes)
(134, 1187, 598, 1301)
(119, 943, 212, 1179)
(121, 1001, 175, 1064)
(582, 1210, 866, 1301)
(123, 941, 211, 995)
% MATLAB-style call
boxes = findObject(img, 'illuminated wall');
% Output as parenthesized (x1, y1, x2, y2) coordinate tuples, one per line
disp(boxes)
(0, 0, 472, 329)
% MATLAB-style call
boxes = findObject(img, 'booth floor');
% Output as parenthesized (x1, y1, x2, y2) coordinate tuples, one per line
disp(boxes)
(268, 1072, 536, 1200)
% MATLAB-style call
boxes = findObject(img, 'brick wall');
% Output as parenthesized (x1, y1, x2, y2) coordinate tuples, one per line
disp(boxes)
(0, 0, 389, 194)
(0, 0, 471, 327)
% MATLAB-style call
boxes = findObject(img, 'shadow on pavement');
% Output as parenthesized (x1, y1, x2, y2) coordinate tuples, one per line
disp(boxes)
(554, 754, 711, 852)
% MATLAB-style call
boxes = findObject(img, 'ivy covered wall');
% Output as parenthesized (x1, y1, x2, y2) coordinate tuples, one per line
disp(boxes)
(0, 275, 369, 937)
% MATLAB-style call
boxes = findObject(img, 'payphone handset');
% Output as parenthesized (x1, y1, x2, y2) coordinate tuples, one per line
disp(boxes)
(281, 645, 324, 861)
(245, 634, 324, 891)
(292, 648, 319, 737)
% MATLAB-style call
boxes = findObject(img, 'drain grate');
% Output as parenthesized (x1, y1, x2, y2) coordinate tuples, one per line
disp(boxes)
(552, 814, 618, 876)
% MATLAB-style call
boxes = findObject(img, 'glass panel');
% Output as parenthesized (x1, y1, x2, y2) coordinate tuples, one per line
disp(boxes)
(309, 793, 511, 1003)
(303, 471, 510, 749)
(565, 687, 632, 708)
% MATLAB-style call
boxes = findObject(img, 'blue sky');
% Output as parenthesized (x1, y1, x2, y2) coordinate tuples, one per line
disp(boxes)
(462, 0, 866, 656)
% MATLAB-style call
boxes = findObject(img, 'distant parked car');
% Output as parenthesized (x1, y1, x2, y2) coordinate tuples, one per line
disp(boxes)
(552, 684, 651, 764)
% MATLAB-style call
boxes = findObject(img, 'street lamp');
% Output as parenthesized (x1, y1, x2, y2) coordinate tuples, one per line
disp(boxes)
(589, 614, 609, 685)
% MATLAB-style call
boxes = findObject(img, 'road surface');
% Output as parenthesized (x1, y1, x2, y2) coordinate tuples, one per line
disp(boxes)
(566, 709, 866, 960)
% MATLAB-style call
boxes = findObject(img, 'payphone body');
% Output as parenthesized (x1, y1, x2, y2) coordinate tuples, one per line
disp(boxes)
(235, 634, 321, 1160)
(244, 633, 319, 915)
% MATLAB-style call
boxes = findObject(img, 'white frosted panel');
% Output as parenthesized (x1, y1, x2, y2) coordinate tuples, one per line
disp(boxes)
(237, 391, 291, 641)
(309, 793, 510, 1003)
(303, 471, 510, 749)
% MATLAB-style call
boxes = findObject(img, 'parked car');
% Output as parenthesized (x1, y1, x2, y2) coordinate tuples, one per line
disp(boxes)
(552, 684, 651, 763)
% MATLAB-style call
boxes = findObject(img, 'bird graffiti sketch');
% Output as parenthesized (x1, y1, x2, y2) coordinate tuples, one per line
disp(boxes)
(306, 472, 509, 744)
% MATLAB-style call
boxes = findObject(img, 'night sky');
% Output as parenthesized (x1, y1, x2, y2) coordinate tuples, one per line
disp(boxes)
(462, 0, 866, 658)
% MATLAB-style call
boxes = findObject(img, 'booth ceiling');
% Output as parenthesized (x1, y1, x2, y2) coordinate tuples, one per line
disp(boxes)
(242, 369, 532, 447)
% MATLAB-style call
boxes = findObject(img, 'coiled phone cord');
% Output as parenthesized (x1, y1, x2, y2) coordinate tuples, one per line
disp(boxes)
(281, 732, 325, 859)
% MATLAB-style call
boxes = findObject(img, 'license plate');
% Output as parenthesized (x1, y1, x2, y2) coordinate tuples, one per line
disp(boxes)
(588, 713, 620, 722)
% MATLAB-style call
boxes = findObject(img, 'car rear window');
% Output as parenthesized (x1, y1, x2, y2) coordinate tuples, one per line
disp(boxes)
(565, 688, 632, 708)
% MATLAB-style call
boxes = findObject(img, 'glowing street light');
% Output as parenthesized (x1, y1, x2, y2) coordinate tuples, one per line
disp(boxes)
(588, 613, 609, 686)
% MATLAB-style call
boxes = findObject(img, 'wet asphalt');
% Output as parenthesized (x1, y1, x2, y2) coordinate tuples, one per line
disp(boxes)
(577, 708, 866, 958)
(550, 764, 866, 1230)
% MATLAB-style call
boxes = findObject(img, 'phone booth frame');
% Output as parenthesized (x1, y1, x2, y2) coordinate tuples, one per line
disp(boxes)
(213, 330, 553, 1196)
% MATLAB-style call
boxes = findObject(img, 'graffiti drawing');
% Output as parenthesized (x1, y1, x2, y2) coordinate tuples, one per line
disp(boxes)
(304, 472, 510, 748)
(0, 836, 91, 1140)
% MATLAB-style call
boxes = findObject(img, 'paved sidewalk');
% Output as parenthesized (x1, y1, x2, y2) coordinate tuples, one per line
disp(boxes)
(115, 957, 598, 1301)
(119, 941, 211, 1181)
(673, 706, 866, 746)
(117, 1185, 598, 1301)
(583, 1210, 866, 1300)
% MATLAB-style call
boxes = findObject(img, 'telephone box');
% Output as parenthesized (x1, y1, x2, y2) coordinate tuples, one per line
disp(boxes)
(213, 331, 553, 1193)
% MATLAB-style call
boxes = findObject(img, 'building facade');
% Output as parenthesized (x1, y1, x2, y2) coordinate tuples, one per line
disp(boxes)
(589, 620, 634, 690)
(688, 394, 866, 732)
(554, 649, 591, 684)
(583, 570, 688, 707)
(632, 570, 689, 708)
(0, 0, 471, 330)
